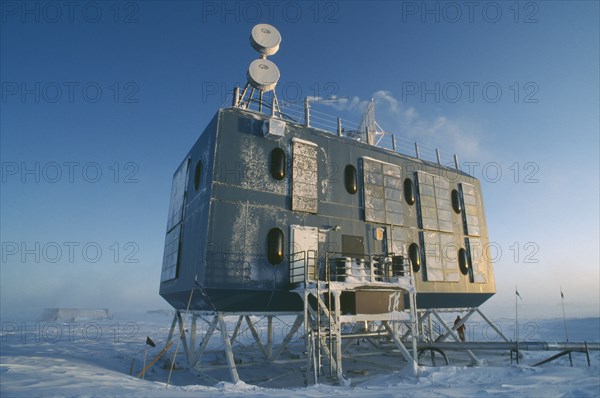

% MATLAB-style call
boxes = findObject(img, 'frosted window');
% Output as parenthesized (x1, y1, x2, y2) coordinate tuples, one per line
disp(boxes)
(390, 226, 406, 256)
(292, 140, 318, 213)
(363, 158, 403, 225)
(440, 233, 459, 282)
(423, 231, 459, 283)
(417, 171, 453, 233)
(423, 231, 443, 281)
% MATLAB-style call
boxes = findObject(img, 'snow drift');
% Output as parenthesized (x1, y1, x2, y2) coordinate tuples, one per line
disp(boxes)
(40, 308, 112, 322)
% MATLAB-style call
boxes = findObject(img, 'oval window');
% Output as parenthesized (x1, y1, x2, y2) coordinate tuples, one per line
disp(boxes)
(458, 248, 469, 275)
(408, 243, 420, 272)
(344, 165, 358, 194)
(452, 189, 462, 214)
(404, 178, 415, 205)
(194, 160, 202, 191)
(270, 148, 286, 180)
(267, 228, 284, 265)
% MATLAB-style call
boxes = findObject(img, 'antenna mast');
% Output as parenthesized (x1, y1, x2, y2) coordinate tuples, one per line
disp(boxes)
(358, 99, 386, 146)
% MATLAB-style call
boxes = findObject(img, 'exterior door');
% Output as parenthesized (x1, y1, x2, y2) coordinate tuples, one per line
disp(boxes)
(290, 225, 319, 283)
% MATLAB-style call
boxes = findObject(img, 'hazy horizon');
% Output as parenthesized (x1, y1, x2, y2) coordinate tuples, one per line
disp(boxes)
(2, 1, 599, 321)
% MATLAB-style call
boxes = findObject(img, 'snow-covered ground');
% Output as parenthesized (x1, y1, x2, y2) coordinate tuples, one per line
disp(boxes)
(1, 312, 598, 397)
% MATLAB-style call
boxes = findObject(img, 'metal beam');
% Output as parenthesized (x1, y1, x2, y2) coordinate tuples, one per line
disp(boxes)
(341, 323, 364, 354)
(176, 312, 191, 365)
(271, 315, 304, 361)
(382, 321, 417, 376)
(433, 308, 476, 342)
(193, 315, 219, 366)
(420, 341, 600, 351)
(430, 309, 479, 364)
(267, 316, 274, 358)
(218, 314, 240, 383)
(533, 350, 576, 367)
(475, 308, 511, 343)
(245, 316, 270, 360)
(333, 291, 344, 383)
(230, 315, 244, 345)
(165, 312, 178, 344)
(404, 311, 430, 340)
(189, 314, 198, 366)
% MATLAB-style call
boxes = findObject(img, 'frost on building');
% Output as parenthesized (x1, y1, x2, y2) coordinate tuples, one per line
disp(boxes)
(159, 24, 495, 315)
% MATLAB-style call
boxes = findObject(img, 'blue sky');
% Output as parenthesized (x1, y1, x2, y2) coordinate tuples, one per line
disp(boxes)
(1, 1, 598, 319)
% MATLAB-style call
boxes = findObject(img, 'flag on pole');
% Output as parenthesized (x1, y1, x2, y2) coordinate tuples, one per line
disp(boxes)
(515, 288, 522, 300)
(561, 288, 564, 299)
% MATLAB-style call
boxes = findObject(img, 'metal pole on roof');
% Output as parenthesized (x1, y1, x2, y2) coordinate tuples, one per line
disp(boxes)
(414, 142, 420, 159)
(454, 154, 460, 170)
(271, 95, 276, 117)
(304, 97, 310, 127)
(232, 87, 240, 107)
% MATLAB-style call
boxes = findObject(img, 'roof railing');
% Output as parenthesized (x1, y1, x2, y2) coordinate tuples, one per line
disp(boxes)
(230, 88, 466, 173)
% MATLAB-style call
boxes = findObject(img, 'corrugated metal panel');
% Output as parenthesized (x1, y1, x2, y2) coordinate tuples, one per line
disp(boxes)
(166, 159, 190, 231)
(417, 172, 467, 283)
(417, 171, 438, 230)
(363, 158, 402, 225)
(417, 171, 453, 233)
(390, 226, 405, 255)
(161, 224, 181, 282)
(435, 176, 453, 233)
(292, 140, 318, 213)
(423, 231, 459, 283)
(468, 237, 487, 283)
(423, 231, 443, 281)
(461, 182, 480, 236)
(161, 158, 190, 282)
(440, 233, 459, 282)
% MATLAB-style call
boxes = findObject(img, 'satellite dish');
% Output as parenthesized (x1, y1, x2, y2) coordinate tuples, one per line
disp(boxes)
(247, 59, 280, 92)
(250, 24, 281, 56)
(236, 24, 283, 112)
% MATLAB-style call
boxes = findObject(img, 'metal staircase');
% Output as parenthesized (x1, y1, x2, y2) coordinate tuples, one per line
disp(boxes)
(291, 250, 420, 385)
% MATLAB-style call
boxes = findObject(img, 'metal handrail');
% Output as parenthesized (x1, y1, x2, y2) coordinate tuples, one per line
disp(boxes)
(325, 251, 413, 283)
(289, 249, 318, 285)
(289, 250, 306, 285)
(234, 92, 465, 172)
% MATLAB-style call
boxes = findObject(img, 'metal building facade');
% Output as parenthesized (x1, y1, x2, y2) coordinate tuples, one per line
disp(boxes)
(159, 107, 496, 312)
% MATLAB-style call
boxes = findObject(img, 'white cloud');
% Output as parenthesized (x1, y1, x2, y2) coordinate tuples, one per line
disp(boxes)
(307, 95, 368, 113)
(376, 90, 483, 158)
(315, 90, 485, 160)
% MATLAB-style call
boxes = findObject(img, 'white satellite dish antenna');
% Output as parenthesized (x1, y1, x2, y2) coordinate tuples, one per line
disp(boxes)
(250, 24, 281, 56)
(247, 59, 280, 92)
(235, 24, 283, 117)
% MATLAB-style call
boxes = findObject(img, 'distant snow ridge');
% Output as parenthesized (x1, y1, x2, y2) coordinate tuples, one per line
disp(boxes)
(40, 308, 112, 322)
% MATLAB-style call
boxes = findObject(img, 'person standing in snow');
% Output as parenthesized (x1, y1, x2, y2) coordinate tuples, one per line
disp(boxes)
(454, 315, 466, 342)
